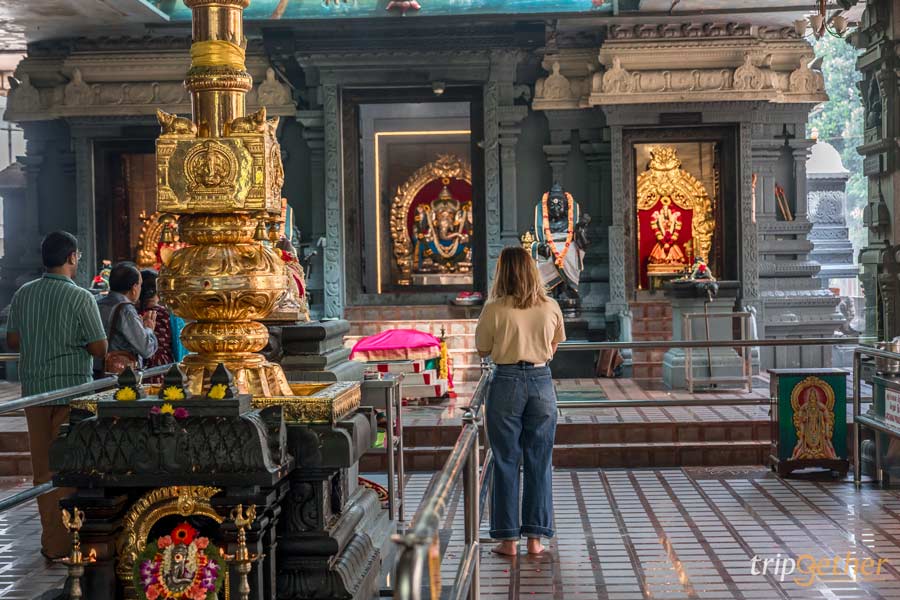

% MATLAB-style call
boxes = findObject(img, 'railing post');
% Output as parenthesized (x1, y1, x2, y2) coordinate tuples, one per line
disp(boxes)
(462, 410, 480, 600)
(853, 348, 862, 487)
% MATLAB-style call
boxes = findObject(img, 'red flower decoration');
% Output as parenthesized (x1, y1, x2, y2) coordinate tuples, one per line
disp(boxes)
(698, 264, 707, 273)
(171, 522, 197, 545)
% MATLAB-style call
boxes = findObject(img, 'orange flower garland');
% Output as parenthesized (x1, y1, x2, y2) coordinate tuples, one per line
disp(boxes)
(541, 192, 575, 267)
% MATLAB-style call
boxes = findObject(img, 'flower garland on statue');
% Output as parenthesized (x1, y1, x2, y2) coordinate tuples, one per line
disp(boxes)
(134, 522, 224, 600)
(540, 192, 575, 268)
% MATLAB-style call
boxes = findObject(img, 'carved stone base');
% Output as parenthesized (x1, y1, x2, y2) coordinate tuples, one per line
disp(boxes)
(275, 321, 366, 382)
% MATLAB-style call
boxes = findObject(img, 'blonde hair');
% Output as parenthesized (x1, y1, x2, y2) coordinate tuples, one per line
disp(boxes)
(489, 246, 549, 309)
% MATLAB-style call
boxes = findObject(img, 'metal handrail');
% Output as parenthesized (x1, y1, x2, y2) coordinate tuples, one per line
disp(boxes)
(852, 346, 900, 487)
(558, 336, 865, 351)
(0, 353, 19, 362)
(0, 363, 173, 416)
(393, 363, 491, 600)
(0, 363, 175, 514)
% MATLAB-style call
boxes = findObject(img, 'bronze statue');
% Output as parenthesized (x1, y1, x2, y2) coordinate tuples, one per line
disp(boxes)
(530, 183, 591, 310)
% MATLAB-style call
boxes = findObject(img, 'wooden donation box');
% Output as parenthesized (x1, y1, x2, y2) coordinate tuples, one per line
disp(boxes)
(769, 368, 849, 477)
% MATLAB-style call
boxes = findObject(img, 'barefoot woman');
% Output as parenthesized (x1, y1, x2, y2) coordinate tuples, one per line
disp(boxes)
(475, 246, 565, 556)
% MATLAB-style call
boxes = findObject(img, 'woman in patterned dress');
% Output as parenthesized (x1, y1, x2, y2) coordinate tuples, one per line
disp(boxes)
(139, 269, 174, 381)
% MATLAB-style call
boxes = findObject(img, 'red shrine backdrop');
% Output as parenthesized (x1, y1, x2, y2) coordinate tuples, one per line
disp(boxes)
(405, 178, 473, 237)
(636, 201, 694, 290)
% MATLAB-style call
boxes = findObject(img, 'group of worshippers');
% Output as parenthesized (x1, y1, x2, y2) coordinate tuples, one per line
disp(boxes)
(4, 231, 186, 560)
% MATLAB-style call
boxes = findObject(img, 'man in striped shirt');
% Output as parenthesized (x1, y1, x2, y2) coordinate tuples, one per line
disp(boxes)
(5, 231, 107, 559)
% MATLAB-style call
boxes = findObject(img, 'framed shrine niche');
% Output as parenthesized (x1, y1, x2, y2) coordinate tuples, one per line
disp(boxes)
(628, 128, 739, 293)
(353, 97, 481, 298)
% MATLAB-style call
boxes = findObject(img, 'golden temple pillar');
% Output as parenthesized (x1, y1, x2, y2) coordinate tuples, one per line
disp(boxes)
(156, 0, 292, 396)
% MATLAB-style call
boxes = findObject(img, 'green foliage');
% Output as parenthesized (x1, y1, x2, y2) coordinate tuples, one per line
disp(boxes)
(808, 35, 866, 252)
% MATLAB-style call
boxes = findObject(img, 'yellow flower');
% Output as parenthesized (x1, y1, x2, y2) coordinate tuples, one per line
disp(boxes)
(162, 386, 185, 401)
(208, 384, 227, 400)
(115, 387, 137, 401)
(160, 403, 175, 415)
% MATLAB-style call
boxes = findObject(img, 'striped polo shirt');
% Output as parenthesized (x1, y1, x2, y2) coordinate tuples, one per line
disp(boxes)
(7, 273, 106, 400)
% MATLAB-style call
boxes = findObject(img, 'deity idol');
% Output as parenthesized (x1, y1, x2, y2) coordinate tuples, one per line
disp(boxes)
(412, 184, 473, 274)
(790, 384, 838, 461)
(648, 196, 685, 268)
(530, 183, 591, 304)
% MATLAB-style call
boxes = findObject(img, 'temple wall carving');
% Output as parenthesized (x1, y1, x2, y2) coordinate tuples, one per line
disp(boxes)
(533, 24, 826, 110)
(5, 44, 295, 121)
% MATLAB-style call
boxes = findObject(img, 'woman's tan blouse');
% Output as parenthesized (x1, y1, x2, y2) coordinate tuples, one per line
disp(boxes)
(475, 297, 566, 365)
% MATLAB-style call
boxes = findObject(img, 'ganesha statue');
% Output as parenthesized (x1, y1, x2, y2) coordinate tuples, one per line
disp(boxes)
(412, 184, 473, 276)
(134, 522, 224, 600)
(390, 154, 474, 286)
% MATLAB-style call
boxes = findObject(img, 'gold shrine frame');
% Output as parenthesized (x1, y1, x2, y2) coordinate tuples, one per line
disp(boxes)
(116, 486, 228, 599)
(635, 145, 716, 284)
(386, 151, 473, 290)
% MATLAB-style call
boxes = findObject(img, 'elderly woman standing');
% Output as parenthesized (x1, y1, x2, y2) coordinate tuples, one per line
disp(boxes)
(475, 246, 565, 556)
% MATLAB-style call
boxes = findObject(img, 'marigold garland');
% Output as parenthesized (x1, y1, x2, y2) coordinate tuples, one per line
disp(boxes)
(541, 192, 575, 267)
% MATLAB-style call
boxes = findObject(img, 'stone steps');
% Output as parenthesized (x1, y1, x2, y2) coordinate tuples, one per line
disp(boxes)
(630, 300, 673, 380)
(361, 417, 772, 471)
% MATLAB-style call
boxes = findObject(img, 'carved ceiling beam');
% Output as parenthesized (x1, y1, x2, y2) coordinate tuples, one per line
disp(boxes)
(5, 50, 294, 122)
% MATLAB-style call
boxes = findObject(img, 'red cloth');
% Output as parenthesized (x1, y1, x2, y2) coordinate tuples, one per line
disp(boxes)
(350, 329, 441, 362)
(406, 178, 472, 236)
(636, 201, 694, 289)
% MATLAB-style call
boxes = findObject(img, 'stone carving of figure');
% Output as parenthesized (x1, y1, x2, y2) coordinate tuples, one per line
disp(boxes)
(257, 67, 292, 106)
(412, 184, 472, 274)
(531, 182, 591, 308)
(165, 542, 196, 591)
(64, 68, 93, 106)
(790, 385, 837, 460)
(648, 197, 685, 266)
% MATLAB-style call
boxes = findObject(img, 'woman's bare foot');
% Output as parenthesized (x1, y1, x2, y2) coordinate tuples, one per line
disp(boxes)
(491, 540, 518, 556)
(526, 537, 544, 555)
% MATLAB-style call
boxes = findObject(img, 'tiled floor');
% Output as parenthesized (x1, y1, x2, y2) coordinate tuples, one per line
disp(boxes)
(4, 469, 900, 599)
(405, 467, 900, 600)
(0, 478, 66, 599)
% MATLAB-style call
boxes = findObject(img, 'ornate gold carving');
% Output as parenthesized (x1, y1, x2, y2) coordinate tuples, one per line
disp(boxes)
(790, 376, 838, 460)
(137, 212, 183, 269)
(389, 154, 472, 285)
(157, 108, 198, 136)
(251, 382, 361, 424)
(155, 0, 290, 397)
(637, 146, 715, 266)
(116, 486, 222, 594)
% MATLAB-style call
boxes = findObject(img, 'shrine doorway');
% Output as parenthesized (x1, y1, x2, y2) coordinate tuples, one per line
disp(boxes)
(342, 88, 486, 306)
(624, 126, 740, 297)
(93, 140, 159, 269)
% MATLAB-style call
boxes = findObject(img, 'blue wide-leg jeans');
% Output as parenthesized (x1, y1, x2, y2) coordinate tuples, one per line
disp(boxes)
(485, 364, 557, 540)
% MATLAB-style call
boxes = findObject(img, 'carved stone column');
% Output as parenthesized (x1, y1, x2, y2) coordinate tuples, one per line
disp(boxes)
(71, 135, 95, 287)
(543, 128, 571, 184)
(498, 104, 528, 247)
(483, 82, 502, 284)
(297, 109, 325, 238)
(853, 1, 899, 340)
(321, 83, 344, 319)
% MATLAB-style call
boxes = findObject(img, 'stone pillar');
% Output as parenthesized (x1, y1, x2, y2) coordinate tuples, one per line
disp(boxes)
(543, 128, 571, 184)
(297, 109, 325, 239)
(483, 82, 502, 284)
(854, 1, 900, 341)
(498, 104, 528, 248)
(321, 83, 344, 319)
(71, 135, 95, 287)
(577, 132, 611, 331)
